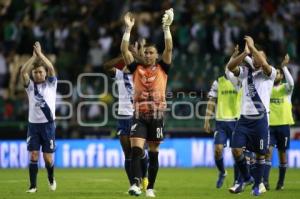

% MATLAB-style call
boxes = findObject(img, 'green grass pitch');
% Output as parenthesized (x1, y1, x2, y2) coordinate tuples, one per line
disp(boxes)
(1, 168, 300, 199)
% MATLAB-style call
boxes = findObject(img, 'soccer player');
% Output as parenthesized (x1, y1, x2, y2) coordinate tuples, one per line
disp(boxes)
(21, 42, 57, 193)
(204, 46, 241, 189)
(225, 46, 266, 194)
(227, 36, 277, 196)
(263, 54, 294, 190)
(120, 9, 174, 197)
(103, 40, 148, 192)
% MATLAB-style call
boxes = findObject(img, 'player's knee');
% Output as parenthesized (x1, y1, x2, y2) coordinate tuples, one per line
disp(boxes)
(214, 148, 223, 159)
(44, 158, 52, 166)
(278, 150, 287, 163)
(43, 153, 53, 165)
(265, 152, 272, 161)
(30, 151, 39, 161)
(148, 143, 160, 152)
(232, 148, 242, 158)
(131, 146, 144, 160)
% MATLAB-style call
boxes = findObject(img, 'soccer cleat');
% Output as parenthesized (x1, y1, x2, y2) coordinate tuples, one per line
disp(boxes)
(146, 189, 156, 197)
(263, 181, 270, 190)
(229, 183, 244, 194)
(26, 187, 37, 193)
(251, 186, 261, 196)
(128, 184, 142, 196)
(48, 178, 57, 191)
(275, 183, 284, 190)
(216, 171, 227, 188)
(259, 182, 266, 193)
(141, 177, 149, 192)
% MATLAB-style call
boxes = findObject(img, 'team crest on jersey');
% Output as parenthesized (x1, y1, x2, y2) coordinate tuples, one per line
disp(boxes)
(35, 101, 46, 108)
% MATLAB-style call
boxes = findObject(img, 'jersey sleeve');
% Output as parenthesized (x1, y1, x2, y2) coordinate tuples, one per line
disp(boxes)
(225, 69, 241, 91)
(208, 80, 218, 98)
(282, 66, 294, 93)
(284, 83, 294, 95)
(268, 66, 277, 81)
(24, 79, 33, 92)
(114, 69, 123, 80)
(237, 66, 248, 80)
(47, 76, 57, 88)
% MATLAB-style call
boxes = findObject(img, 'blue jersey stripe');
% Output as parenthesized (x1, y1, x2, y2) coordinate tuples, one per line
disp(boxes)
(247, 67, 266, 114)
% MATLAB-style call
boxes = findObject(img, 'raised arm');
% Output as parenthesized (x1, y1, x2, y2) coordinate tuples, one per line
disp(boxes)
(138, 38, 146, 58)
(281, 54, 294, 91)
(120, 12, 135, 65)
(225, 47, 242, 90)
(103, 55, 123, 77)
(20, 53, 36, 87)
(33, 41, 56, 77)
(226, 43, 250, 76)
(129, 41, 145, 64)
(244, 36, 272, 76)
(161, 8, 174, 65)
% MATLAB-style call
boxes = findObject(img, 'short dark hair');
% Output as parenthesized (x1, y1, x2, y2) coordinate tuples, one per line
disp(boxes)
(32, 60, 47, 71)
(144, 43, 157, 50)
(276, 67, 284, 75)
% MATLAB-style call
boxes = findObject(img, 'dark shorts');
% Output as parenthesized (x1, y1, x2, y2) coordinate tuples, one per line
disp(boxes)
(117, 116, 133, 136)
(214, 121, 237, 147)
(27, 122, 56, 153)
(232, 114, 269, 155)
(270, 125, 290, 150)
(130, 116, 164, 142)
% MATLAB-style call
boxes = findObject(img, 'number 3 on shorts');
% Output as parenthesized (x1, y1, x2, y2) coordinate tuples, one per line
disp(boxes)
(156, 128, 163, 138)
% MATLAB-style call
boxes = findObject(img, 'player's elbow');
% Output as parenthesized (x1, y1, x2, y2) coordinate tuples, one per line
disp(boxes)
(120, 43, 128, 54)
(226, 63, 235, 72)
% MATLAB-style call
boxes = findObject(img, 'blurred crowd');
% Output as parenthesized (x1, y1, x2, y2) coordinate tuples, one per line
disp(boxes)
(1, 0, 300, 136)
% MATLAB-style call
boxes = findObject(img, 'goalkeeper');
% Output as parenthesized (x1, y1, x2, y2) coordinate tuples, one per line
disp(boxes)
(120, 8, 174, 197)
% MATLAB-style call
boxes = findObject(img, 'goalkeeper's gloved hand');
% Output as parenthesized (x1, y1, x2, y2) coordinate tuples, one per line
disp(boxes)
(162, 8, 174, 27)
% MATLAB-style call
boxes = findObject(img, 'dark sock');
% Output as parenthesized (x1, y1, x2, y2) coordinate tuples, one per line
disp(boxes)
(29, 160, 38, 188)
(250, 162, 256, 178)
(278, 163, 287, 185)
(215, 157, 225, 174)
(254, 158, 265, 187)
(46, 162, 54, 184)
(140, 152, 148, 178)
(125, 159, 133, 185)
(147, 151, 159, 189)
(131, 147, 143, 186)
(235, 154, 251, 181)
(263, 160, 271, 183)
(246, 159, 250, 176)
(233, 163, 240, 183)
